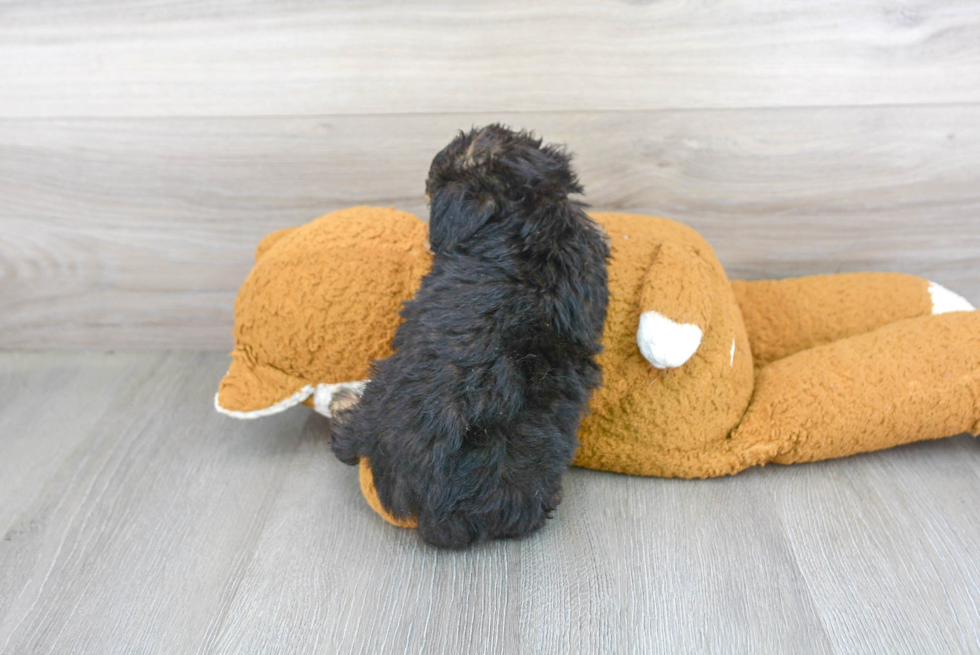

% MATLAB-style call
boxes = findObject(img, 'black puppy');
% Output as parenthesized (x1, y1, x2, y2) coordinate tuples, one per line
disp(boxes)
(331, 125, 610, 549)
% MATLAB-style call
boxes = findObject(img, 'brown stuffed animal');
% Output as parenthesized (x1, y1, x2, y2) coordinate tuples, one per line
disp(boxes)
(216, 206, 980, 528)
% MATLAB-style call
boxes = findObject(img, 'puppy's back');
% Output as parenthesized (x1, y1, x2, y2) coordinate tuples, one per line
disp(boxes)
(333, 125, 609, 549)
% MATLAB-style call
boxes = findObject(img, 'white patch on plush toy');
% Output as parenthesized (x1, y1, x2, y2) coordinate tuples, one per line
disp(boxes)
(637, 311, 703, 369)
(929, 281, 975, 314)
(214, 379, 367, 419)
(214, 384, 315, 419)
(730, 339, 736, 367)
(312, 380, 368, 418)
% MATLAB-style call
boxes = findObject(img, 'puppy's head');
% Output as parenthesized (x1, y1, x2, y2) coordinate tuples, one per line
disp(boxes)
(425, 124, 583, 253)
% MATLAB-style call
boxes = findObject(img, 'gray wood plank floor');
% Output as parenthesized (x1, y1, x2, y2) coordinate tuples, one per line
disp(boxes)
(2, 351, 979, 654)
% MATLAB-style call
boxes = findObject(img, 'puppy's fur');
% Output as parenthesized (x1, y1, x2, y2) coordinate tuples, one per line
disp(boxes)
(332, 125, 610, 549)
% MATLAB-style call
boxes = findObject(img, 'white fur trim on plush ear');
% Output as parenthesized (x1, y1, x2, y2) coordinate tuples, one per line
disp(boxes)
(312, 380, 368, 418)
(637, 311, 703, 369)
(929, 281, 975, 314)
(214, 379, 368, 419)
(214, 384, 314, 419)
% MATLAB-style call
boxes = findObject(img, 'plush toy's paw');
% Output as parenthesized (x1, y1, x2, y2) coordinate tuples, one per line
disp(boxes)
(929, 281, 975, 314)
(637, 310, 703, 369)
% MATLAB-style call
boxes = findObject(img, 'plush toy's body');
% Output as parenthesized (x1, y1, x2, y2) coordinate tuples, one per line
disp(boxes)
(216, 207, 980, 526)
(570, 212, 755, 478)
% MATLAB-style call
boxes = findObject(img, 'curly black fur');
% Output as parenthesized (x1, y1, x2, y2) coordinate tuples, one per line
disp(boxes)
(331, 125, 610, 549)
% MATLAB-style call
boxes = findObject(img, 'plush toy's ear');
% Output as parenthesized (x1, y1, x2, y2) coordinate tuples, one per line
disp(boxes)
(254, 226, 298, 261)
(427, 184, 497, 253)
(637, 243, 714, 369)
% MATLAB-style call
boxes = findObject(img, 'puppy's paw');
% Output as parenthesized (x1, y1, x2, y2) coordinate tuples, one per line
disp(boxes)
(312, 380, 367, 418)
(637, 310, 702, 369)
(417, 513, 480, 550)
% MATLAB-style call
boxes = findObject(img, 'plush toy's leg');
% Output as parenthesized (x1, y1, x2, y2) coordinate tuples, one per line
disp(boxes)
(729, 311, 980, 468)
(731, 273, 974, 367)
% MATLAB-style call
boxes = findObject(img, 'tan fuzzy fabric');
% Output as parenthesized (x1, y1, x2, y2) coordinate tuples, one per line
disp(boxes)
(732, 273, 933, 367)
(639, 242, 715, 329)
(732, 310, 980, 469)
(217, 355, 313, 415)
(215, 207, 980, 528)
(571, 213, 754, 478)
(216, 206, 431, 414)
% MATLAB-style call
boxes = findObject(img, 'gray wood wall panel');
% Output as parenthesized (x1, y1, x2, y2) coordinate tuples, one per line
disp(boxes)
(1, 0, 978, 349)
(2, 107, 978, 349)
(2, 352, 979, 653)
(3, 1, 980, 117)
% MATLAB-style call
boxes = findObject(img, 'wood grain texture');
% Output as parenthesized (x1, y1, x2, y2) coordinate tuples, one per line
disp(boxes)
(2, 352, 980, 654)
(2, 106, 979, 349)
(0, 352, 310, 654)
(2, 0, 980, 117)
(767, 440, 980, 654)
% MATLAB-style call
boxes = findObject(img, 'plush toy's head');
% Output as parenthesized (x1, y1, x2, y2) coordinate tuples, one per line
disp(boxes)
(215, 206, 431, 418)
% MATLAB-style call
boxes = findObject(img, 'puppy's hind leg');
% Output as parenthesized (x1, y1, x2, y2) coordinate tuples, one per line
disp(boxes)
(329, 395, 373, 466)
(416, 512, 482, 550)
(416, 476, 559, 549)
